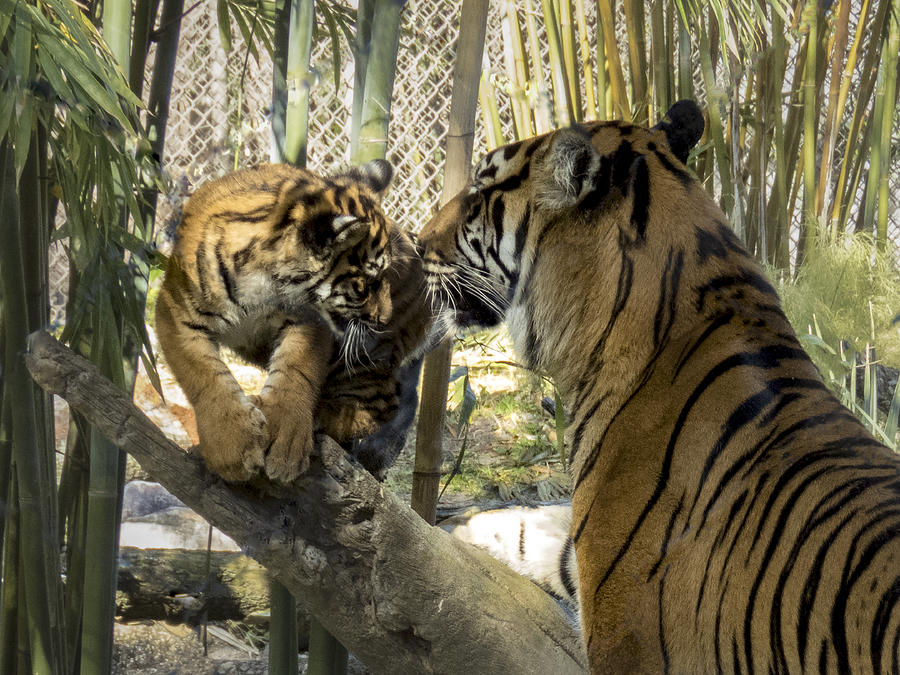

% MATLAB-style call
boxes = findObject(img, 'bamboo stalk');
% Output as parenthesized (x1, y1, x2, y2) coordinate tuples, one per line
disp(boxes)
(761, 6, 787, 265)
(649, 0, 669, 118)
(355, 0, 405, 164)
(101, 0, 132, 68)
(728, 55, 745, 240)
(594, 0, 608, 117)
(557, 0, 582, 121)
(574, 0, 596, 118)
(539, 0, 575, 125)
(272, 0, 290, 159)
(800, 0, 817, 238)
(271, 0, 313, 165)
(284, 0, 314, 165)
(141, 0, 183, 232)
(814, 0, 851, 229)
(676, 4, 692, 100)
(698, 10, 733, 216)
(77, 3, 143, 672)
(413, 0, 489, 525)
(596, 0, 628, 118)
(523, 0, 552, 132)
(501, 0, 533, 139)
(874, 5, 898, 251)
(60, 419, 88, 667)
(17, 127, 63, 674)
(307, 619, 348, 675)
(80, 319, 128, 675)
(746, 68, 765, 259)
(0, 138, 63, 675)
(478, 72, 507, 149)
(824, 0, 870, 234)
(0, 449, 19, 675)
(128, 0, 160, 94)
(350, 0, 374, 159)
(269, 579, 300, 675)
(270, 2, 315, 670)
(624, 0, 648, 121)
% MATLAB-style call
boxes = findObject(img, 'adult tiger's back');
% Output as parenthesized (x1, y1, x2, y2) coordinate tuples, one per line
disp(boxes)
(419, 102, 900, 672)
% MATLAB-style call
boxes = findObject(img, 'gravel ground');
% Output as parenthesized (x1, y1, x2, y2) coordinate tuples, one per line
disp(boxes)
(113, 621, 371, 674)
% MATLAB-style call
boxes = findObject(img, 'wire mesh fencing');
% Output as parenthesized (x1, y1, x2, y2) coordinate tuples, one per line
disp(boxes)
(48, 1, 899, 327)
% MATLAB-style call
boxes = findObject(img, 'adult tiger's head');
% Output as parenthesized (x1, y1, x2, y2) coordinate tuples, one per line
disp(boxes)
(421, 101, 712, 385)
(177, 159, 399, 337)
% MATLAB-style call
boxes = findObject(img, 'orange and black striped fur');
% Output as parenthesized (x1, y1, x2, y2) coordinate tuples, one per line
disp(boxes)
(156, 160, 429, 484)
(419, 101, 900, 672)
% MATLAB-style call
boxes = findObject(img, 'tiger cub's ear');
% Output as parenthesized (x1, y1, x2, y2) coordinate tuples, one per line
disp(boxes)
(343, 159, 394, 199)
(536, 127, 599, 211)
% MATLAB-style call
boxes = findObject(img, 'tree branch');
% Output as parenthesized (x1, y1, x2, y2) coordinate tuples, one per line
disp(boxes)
(25, 331, 586, 674)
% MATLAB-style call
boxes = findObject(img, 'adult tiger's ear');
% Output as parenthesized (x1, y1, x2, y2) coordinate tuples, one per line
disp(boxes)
(536, 127, 599, 211)
(653, 99, 704, 164)
(344, 159, 394, 198)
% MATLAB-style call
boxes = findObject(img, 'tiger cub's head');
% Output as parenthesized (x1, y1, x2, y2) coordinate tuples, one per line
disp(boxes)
(178, 159, 405, 337)
(272, 159, 397, 335)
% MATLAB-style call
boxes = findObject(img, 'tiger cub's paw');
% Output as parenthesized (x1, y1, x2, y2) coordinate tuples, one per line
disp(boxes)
(255, 393, 315, 484)
(195, 396, 268, 482)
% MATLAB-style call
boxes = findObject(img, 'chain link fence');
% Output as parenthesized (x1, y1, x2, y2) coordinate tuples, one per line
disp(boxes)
(49, 1, 899, 325)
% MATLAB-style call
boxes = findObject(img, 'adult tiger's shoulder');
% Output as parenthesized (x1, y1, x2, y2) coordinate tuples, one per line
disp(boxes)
(156, 160, 429, 483)
(419, 102, 900, 673)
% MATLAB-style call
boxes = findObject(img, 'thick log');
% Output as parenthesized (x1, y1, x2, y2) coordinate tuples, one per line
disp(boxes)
(26, 331, 586, 674)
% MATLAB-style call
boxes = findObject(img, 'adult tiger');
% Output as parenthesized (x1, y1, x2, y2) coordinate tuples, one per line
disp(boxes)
(156, 160, 429, 484)
(419, 101, 900, 672)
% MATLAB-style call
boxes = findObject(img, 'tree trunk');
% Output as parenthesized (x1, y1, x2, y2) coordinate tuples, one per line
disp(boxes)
(411, 0, 489, 525)
(25, 331, 586, 674)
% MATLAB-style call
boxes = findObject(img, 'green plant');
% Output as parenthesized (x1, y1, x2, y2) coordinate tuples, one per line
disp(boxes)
(776, 233, 900, 371)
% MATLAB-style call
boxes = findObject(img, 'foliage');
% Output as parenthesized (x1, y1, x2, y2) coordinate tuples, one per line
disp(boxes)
(218, 0, 354, 89)
(0, 0, 166, 671)
(0, 0, 162, 371)
(777, 233, 900, 370)
(484, 0, 900, 268)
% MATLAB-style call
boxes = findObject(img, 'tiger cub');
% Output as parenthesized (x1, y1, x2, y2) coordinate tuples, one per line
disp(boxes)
(155, 160, 429, 484)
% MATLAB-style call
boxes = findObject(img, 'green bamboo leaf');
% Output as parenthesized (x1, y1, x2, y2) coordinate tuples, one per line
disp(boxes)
(797, 332, 837, 355)
(217, 0, 233, 51)
(35, 46, 75, 105)
(29, 1, 140, 111)
(11, 4, 32, 82)
(38, 37, 132, 131)
(457, 373, 477, 435)
(448, 366, 468, 382)
(323, 8, 342, 90)
(0, 0, 13, 43)
(231, 7, 261, 62)
(13, 97, 34, 178)
(0, 81, 15, 142)
(885, 379, 900, 448)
